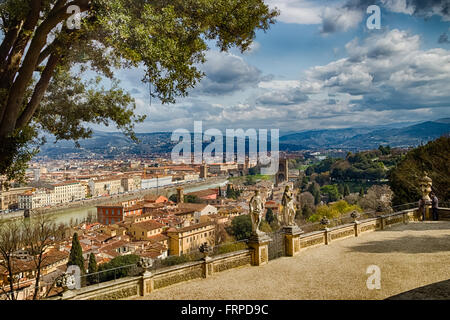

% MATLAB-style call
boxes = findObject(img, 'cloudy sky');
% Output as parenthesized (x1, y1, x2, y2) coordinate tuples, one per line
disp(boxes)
(107, 0, 450, 134)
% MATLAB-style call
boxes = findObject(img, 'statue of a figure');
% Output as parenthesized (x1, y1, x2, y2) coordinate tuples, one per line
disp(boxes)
(281, 186, 296, 226)
(249, 190, 264, 235)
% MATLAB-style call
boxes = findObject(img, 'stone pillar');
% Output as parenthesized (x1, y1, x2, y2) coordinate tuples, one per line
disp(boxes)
(283, 226, 304, 256)
(324, 228, 331, 245)
(141, 271, 153, 296)
(247, 233, 272, 266)
(202, 256, 213, 278)
(177, 187, 184, 204)
(425, 204, 432, 221)
(354, 221, 360, 237)
(380, 215, 386, 230)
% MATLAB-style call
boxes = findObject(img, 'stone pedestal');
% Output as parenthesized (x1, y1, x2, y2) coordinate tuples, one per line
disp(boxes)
(380, 215, 386, 230)
(425, 204, 432, 221)
(202, 256, 213, 278)
(141, 271, 153, 296)
(354, 221, 360, 237)
(248, 232, 272, 266)
(283, 225, 304, 256)
(324, 228, 331, 245)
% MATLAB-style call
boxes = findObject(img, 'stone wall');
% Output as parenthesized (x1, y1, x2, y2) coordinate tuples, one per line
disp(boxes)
(437, 208, 450, 221)
(53, 249, 252, 300)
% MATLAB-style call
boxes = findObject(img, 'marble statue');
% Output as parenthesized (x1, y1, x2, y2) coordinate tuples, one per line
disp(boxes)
(281, 185, 296, 226)
(249, 190, 265, 235)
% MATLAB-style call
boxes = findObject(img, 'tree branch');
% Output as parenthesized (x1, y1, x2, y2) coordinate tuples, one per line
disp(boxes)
(0, 1, 90, 137)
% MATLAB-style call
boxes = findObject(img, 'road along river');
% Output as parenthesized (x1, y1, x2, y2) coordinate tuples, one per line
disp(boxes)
(0, 178, 228, 225)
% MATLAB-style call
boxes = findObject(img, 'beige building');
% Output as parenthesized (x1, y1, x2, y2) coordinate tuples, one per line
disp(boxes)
(50, 181, 85, 204)
(208, 163, 238, 175)
(0, 187, 33, 210)
(121, 175, 142, 192)
(128, 220, 166, 241)
(88, 177, 123, 197)
(177, 203, 218, 223)
(167, 222, 215, 256)
(18, 190, 52, 210)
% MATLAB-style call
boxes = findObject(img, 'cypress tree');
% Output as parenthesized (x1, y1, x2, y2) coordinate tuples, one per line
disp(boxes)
(87, 253, 98, 284)
(265, 208, 275, 224)
(359, 187, 365, 197)
(68, 233, 85, 274)
(88, 253, 98, 274)
(314, 190, 321, 205)
(344, 184, 350, 197)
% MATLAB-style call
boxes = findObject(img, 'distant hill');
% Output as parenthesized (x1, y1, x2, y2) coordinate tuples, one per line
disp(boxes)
(38, 118, 450, 157)
(279, 119, 450, 150)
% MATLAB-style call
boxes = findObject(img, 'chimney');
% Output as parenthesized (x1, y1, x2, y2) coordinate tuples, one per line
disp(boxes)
(177, 187, 184, 204)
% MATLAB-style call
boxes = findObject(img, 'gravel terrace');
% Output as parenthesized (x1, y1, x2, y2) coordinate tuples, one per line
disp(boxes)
(133, 221, 450, 300)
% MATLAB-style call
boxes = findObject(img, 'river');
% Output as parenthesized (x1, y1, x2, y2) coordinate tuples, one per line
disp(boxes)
(32, 179, 229, 226)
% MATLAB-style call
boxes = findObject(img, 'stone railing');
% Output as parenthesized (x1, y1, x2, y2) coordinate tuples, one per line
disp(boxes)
(52, 206, 430, 300)
(299, 208, 419, 251)
(437, 207, 450, 220)
(51, 249, 252, 300)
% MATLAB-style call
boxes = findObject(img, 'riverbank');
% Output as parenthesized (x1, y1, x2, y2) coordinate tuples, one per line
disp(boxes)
(0, 177, 228, 224)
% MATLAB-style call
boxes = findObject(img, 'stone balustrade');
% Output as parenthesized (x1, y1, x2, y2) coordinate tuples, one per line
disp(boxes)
(51, 206, 444, 300)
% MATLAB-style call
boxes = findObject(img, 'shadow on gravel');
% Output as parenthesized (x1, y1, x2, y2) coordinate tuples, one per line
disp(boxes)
(347, 222, 450, 254)
(387, 279, 450, 300)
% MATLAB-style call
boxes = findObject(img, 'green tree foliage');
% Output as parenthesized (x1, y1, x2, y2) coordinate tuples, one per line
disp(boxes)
(265, 208, 275, 224)
(169, 194, 178, 202)
(259, 220, 272, 233)
(300, 175, 309, 191)
(216, 241, 248, 255)
(87, 253, 98, 284)
(305, 166, 314, 176)
(67, 233, 85, 274)
(88, 253, 98, 274)
(308, 157, 337, 174)
(344, 184, 350, 197)
(320, 185, 341, 202)
(184, 195, 201, 203)
(330, 150, 387, 182)
(230, 215, 252, 240)
(309, 200, 362, 222)
(359, 187, 365, 197)
(388, 136, 450, 205)
(307, 182, 322, 205)
(226, 184, 241, 199)
(97, 254, 140, 282)
(301, 204, 314, 219)
(378, 145, 391, 155)
(0, 0, 279, 185)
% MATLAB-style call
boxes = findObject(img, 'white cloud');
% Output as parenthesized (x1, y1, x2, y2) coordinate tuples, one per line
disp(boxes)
(265, 0, 326, 24)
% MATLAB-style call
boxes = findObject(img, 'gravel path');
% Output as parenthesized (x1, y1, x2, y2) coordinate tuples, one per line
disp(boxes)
(133, 221, 450, 300)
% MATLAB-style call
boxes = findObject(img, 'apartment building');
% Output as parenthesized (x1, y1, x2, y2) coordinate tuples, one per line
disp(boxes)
(18, 190, 52, 210)
(167, 222, 215, 256)
(121, 175, 142, 192)
(128, 220, 166, 241)
(97, 202, 144, 225)
(0, 187, 33, 210)
(141, 175, 173, 189)
(88, 177, 122, 197)
(50, 181, 85, 204)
